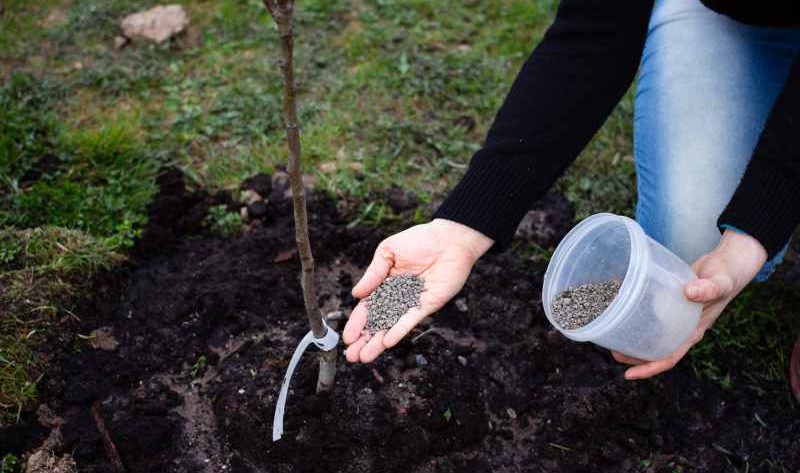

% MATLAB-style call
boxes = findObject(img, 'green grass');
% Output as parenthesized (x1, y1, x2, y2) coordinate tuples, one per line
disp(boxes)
(0, 454, 18, 473)
(0, 1, 62, 63)
(0, 74, 62, 194)
(0, 73, 159, 425)
(1, 118, 159, 249)
(50, 0, 159, 46)
(2, 0, 560, 199)
(689, 279, 800, 393)
(205, 204, 242, 237)
(0, 0, 797, 426)
(0, 227, 123, 424)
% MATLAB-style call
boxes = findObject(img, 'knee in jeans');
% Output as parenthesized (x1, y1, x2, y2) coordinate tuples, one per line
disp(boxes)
(658, 213, 722, 265)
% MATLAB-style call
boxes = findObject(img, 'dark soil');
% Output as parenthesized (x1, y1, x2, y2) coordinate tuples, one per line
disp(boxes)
(3, 172, 799, 472)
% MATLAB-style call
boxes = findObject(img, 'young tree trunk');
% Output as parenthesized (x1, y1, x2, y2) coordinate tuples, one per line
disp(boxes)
(262, 0, 336, 393)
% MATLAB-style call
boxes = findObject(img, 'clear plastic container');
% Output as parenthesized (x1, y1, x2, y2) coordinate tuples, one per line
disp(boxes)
(542, 213, 702, 361)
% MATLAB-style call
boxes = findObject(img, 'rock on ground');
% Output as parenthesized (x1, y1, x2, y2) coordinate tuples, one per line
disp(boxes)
(121, 5, 188, 43)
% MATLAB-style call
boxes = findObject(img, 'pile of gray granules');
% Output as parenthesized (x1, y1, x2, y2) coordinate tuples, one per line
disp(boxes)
(551, 280, 622, 330)
(365, 274, 425, 333)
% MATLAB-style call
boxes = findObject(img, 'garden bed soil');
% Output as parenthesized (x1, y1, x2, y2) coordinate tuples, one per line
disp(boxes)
(2, 171, 799, 472)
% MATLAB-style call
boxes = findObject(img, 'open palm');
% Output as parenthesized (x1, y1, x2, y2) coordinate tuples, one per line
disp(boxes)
(343, 219, 492, 363)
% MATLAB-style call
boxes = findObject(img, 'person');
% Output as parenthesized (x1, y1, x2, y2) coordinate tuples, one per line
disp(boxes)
(343, 0, 800, 380)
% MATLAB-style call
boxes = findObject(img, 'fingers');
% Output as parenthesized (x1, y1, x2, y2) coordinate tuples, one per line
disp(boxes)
(624, 359, 676, 380)
(611, 351, 646, 365)
(382, 306, 429, 349)
(685, 274, 735, 303)
(345, 335, 368, 363)
(382, 288, 445, 348)
(343, 302, 384, 363)
(342, 301, 367, 345)
(343, 331, 387, 363)
(345, 292, 436, 362)
(612, 325, 704, 379)
(352, 244, 394, 299)
(358, 331, 386, 363)
(623, 340, 694, 380)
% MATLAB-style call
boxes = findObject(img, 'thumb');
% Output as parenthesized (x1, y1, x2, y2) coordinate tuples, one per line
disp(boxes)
(685, 273, 734, 303)
(352, 244, 394, 298)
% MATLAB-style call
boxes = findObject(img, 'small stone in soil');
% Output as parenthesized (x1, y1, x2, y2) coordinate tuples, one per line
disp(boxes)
(454, 297, 468, 312)
(551, 280, 622, 330)
(365, 274, 425, 333)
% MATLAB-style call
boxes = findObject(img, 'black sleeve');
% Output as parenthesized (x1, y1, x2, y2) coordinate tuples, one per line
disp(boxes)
(718, 56, 800, 259)
(433, 0, 653, 251)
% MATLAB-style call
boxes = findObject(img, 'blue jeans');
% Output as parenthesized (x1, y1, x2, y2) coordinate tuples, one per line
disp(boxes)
(634, 0, 800, 281)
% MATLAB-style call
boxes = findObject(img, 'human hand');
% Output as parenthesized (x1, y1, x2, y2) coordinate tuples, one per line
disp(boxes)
(612, 230, 768, 379)
(343, 218, 493, 363)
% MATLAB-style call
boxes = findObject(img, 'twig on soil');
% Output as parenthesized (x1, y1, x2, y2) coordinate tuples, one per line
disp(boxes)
(790, 335, 800, 403)
(196, 336, 271, 386)
(753, 412, 768, 428)
(90, 401, 126, 473)
(547, 442, 573, 452)
(443, 159, 467, 169)
(371, 368, 385, 384)
(324, 310, 344, 321)
(711, 443, 736, 457)
(411, 327, 440, 344)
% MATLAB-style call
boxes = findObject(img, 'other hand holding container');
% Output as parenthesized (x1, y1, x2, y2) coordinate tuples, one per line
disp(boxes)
(542, 213, 702, 361)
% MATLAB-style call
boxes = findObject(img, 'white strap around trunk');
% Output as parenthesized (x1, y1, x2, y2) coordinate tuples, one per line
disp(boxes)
(272, 319, 339, 441)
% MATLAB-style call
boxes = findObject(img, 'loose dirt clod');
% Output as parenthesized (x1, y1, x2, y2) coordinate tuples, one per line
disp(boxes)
(24, 450, 77, 473)
(366, 274, 425, 333)
(551, 280, 622, 330)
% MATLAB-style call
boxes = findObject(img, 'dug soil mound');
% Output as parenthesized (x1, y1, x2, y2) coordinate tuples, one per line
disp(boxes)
(3, 172, 799, 472)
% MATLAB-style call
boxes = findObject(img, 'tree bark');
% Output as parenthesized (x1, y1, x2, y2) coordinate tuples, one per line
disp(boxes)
(262, 0, 337, 393)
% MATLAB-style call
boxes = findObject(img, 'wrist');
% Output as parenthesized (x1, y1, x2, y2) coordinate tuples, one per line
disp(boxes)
(715, 229, 767, 287)
(431, 218, 494, 261)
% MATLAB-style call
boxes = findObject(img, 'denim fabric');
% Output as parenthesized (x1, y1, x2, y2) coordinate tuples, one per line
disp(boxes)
(634, 0, 800, 281)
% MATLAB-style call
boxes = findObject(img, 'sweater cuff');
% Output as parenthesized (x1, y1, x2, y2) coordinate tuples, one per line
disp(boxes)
(433, 149, 547, 252)
(718, 162, 800, 260)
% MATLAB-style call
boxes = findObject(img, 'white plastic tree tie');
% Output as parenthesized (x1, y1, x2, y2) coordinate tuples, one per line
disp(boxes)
(272, 318, 339, 441)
